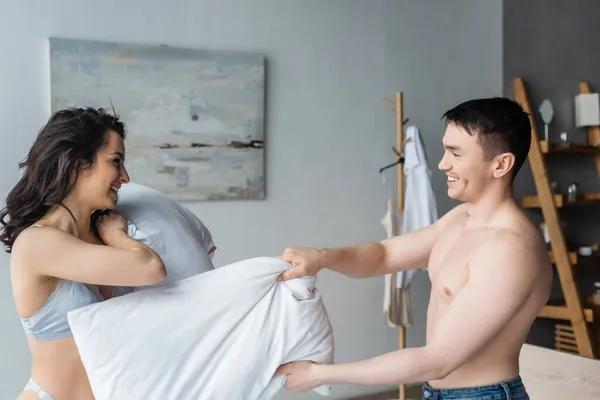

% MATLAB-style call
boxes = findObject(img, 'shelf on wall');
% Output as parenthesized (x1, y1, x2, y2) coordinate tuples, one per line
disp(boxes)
(522, 193, 600, 208)
(538, 305, 594, 323)
(514, 77, 597, 358)
(540, 140, 600, 154)
(549, 251, 578, 265)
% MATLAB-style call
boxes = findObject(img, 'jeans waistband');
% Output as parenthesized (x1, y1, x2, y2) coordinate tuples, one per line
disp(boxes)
(422, 375, 526, 399)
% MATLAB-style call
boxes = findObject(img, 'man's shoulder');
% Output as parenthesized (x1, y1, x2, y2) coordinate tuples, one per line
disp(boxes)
(474, 227, 550, 276)
(437, 203, 469, 227)
(486, 225, 544, 254)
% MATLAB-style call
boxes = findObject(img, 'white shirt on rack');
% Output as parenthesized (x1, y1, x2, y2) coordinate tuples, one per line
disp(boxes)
(381, 125, 438, 327)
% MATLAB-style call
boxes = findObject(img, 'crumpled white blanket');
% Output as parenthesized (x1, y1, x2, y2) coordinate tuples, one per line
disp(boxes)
(68, 257, 334, 400)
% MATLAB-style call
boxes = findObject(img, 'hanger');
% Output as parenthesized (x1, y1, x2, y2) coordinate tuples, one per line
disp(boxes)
(379, 157, 403, 174)
(379, 121, 412, 174)
(379, 140, 412, 174)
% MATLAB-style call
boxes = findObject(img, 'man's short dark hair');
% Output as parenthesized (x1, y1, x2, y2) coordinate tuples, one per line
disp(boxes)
(442, 97, 531, 180)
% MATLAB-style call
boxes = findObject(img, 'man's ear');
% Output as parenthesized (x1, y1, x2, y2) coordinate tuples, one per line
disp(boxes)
(492, 152, 515, 178)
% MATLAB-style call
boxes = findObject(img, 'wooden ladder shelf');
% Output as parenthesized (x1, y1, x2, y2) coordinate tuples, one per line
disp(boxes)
(513, 77, 600, 359)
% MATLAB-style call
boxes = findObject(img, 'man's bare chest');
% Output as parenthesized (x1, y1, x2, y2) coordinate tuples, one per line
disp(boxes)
(428, 226, 492, 301)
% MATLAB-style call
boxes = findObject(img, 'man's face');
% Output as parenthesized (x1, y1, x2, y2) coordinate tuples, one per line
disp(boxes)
(438, 123, 492, 202)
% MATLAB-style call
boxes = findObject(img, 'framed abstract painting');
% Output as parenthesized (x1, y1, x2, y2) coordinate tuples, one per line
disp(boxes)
(49, 37, 266, 201)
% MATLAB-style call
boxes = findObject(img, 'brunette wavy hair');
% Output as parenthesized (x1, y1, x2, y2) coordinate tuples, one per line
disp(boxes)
(0, 107, 126, 253)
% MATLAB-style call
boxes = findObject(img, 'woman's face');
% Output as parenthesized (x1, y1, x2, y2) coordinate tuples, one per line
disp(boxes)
(76, 130, 130, 211)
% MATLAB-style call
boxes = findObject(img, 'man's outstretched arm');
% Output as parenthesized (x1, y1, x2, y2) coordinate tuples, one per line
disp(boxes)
(279, 204, 467, 281)
(276, 236, 545, 389)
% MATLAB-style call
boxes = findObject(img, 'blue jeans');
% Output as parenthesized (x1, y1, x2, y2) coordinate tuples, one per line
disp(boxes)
(421, 376, 529, 399)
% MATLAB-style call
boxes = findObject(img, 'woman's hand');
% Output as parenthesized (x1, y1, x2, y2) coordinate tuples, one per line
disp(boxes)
(96, 212, 128, 243)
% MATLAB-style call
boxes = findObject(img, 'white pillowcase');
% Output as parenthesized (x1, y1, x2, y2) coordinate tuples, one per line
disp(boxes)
(68, 257, 334, 400)
(114, 183, 215, 289)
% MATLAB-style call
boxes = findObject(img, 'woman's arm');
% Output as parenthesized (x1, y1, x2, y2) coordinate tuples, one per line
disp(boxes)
(11, 214, 166, 287)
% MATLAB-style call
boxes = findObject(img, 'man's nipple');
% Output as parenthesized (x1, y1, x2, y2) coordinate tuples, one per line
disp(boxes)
(443, 287, 452, 297)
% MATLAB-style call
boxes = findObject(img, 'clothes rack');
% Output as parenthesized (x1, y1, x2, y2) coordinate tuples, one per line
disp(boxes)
(382, 91, 409, 400)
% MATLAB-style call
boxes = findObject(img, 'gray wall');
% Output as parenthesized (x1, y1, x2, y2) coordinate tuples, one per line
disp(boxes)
(0, 1, 502, 398)
(503, 0, 600, 349)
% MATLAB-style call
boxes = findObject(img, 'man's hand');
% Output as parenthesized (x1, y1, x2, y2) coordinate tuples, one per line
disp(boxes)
(278, 246, 327, 281)
(274, 361, 323, 392)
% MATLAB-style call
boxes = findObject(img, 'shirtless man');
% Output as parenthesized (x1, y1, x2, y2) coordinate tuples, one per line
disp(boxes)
(275, 97, 552, 399)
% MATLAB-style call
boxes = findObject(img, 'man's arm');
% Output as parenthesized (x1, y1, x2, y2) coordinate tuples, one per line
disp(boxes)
(323, 223, 439, 279)
(279, 204, 467, 281)
(279, 225, 438, 281)
(314, 235, 543, 385)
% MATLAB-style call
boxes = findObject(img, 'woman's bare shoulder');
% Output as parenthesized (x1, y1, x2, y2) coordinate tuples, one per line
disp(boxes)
(11, 222, 76, 265)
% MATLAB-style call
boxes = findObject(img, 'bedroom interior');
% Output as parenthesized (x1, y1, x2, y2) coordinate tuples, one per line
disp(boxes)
(0, 1, 599, 399)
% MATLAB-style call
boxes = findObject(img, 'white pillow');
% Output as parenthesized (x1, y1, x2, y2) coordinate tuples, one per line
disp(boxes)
(114, 183, 215, 289)
(68, 257, 334, 400)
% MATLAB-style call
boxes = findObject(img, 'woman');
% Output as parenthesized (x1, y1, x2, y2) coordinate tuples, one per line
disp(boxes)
(0, 107, 166, 400)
